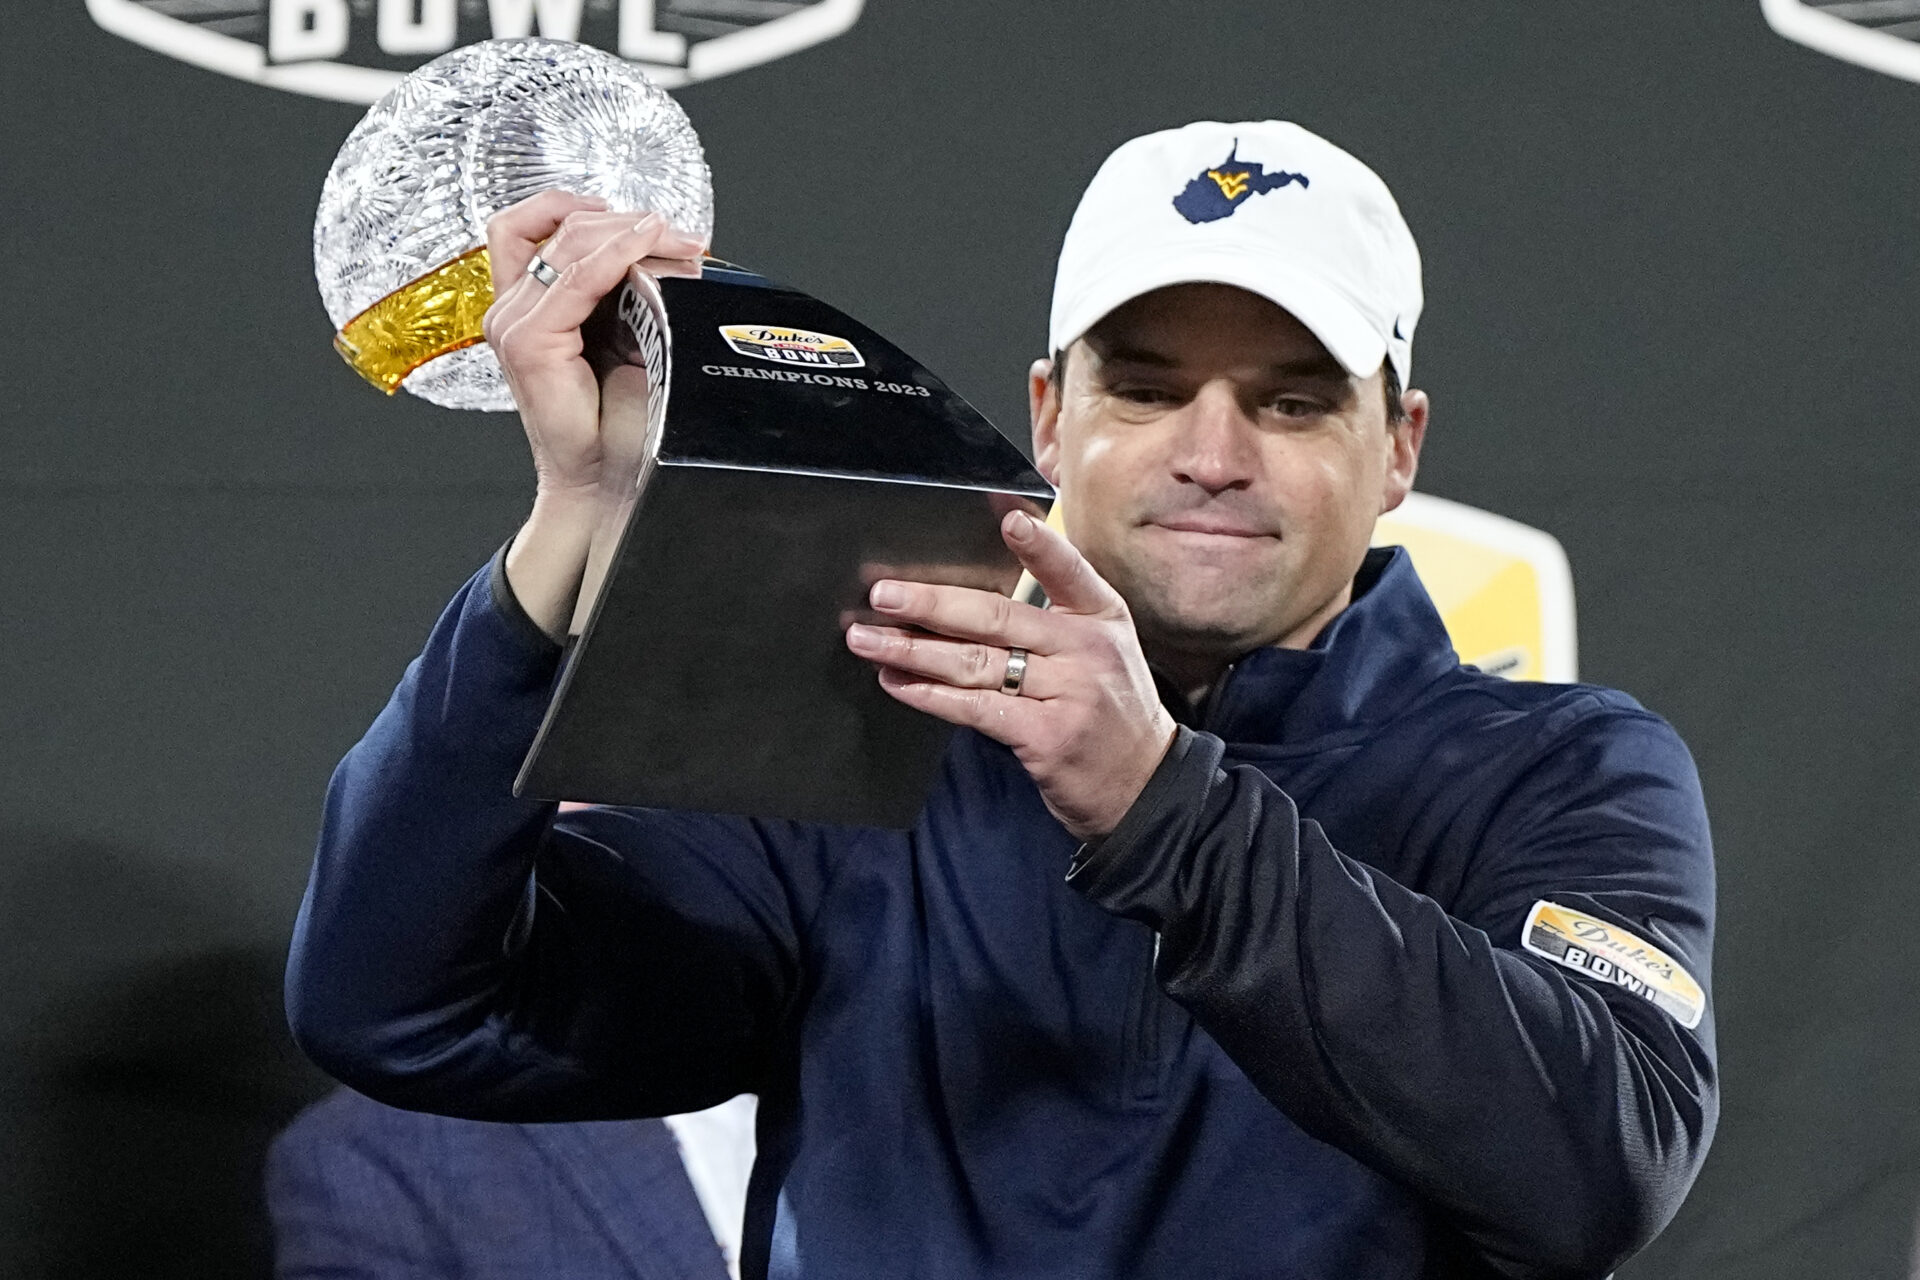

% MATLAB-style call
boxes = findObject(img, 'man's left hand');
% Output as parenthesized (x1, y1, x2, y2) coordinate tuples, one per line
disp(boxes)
(846, 510, 1178, 841)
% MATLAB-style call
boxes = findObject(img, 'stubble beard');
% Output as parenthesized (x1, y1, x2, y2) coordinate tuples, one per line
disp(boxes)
(1104, 548, 1302, 676)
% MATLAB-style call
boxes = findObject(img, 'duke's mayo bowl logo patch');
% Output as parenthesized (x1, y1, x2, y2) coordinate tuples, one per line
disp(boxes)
(720, 324, 864, 369)
(1762, 0, 1920, 83)
(1172, 141, 1309, 225)
(1522, 902, 1706, 1029)
(84, 0, 865, 103)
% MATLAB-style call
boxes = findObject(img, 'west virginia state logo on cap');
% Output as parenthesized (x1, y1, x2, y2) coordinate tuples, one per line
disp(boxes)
(1172, 142, 1309, 224)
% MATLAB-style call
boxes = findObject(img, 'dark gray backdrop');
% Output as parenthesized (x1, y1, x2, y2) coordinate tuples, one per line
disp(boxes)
(4, 1, 1915, 1275)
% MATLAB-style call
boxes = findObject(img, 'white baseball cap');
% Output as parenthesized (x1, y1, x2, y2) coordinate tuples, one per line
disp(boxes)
(1048, 120, 1423, 388)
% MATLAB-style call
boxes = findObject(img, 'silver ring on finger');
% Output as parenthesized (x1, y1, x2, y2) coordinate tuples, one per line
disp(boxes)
(526, 254, 562, 288)
(1000, 647, 1029, 697)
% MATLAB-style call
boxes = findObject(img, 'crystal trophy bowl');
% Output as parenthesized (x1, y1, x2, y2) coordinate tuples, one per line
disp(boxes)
(314, 38, 714, 411)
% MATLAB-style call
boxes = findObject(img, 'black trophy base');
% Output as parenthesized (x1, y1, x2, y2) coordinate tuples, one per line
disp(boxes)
(513, 259, 1052, 828)
(516, 462, 1033, 827)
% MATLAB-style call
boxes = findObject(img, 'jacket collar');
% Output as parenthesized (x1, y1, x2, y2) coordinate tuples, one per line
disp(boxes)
(1160, 547, 1459, 749)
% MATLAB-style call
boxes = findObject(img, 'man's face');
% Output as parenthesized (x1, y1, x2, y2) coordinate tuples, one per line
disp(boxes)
(1030, 283, 1427, 667)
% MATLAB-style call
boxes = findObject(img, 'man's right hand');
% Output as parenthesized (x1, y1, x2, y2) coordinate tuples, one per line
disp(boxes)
(484, 191, 707, 640)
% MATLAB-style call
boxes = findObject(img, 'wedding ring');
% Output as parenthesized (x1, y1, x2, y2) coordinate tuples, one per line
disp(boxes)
(1000, 647, 1029, 696)
(527, 254, 562, 288)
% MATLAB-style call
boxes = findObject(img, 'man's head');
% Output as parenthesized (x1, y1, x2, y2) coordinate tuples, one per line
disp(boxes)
(1032, 121, 1428, 682)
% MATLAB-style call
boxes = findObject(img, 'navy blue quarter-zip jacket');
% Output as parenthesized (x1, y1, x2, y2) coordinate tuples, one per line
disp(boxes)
(287, 547, 1717, 1280)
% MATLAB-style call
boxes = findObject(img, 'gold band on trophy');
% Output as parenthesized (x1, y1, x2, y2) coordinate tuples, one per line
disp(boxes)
(332, 246, 495, 395)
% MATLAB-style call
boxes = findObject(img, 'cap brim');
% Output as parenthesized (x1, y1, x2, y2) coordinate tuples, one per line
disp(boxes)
(1049, 250, 1388, 382)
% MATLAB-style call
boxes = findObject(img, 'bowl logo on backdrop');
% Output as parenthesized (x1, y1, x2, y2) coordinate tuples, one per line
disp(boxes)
(85, 0, 865, 102)
(1369, 493, 1578, 684)
(1762, 0, 1920, 83)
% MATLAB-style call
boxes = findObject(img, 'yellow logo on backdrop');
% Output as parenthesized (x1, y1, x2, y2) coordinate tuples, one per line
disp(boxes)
(1373, 492, 1577, 682)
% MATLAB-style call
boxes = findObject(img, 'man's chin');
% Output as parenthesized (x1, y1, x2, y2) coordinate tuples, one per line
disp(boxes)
(1098, 551, 1299, 646)
(1127, 595, 1288, 663)
(1129, 558, 1283, 616)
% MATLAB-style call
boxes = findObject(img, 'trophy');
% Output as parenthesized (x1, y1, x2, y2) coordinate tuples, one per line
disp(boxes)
(315, 40, 1052, 826)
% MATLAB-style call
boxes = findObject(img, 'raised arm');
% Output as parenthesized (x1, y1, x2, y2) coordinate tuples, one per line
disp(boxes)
(481, 189, 705, 639)
(286, 195, 813, 1121)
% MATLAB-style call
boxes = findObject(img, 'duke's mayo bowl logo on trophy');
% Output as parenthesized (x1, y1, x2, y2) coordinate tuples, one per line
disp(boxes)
(84, 0, 866, 103)
(1762, 0, 1920, 83)
(720, 324, 865, 369)
(1172, 141, 1309, 225)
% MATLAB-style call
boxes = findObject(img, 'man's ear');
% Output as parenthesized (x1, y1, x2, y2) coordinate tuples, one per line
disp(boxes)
(1029, 357, 1063, 486)
(1380, 388, 1430, 516)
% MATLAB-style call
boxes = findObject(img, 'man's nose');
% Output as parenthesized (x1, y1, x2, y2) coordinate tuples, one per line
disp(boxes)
(1168, 382, 1259, 495)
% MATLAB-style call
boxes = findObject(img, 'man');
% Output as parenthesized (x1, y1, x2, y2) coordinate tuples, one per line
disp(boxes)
(287, 120, 1716, 1279)
(266, 1087, 755, 1280)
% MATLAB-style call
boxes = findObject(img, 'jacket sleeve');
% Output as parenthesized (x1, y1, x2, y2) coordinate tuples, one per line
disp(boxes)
(1067, 701, 1717, 1280)
(286, 551, 829, 1122)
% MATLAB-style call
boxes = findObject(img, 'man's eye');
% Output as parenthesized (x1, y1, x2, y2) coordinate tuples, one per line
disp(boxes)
(1268, 397, 1327, 419)
(1114, 386, 1177, 405)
